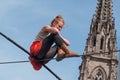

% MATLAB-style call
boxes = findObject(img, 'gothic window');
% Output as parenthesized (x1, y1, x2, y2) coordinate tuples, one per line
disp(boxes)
(96, 26, 98, 32)
(107, 38, 111, 51)
(94, 70, 103, 80)
(93, 36, 96, 46)
(90, 66, 106, 80)
(100, 36, 104, 49)
(108, 24, 111, 32)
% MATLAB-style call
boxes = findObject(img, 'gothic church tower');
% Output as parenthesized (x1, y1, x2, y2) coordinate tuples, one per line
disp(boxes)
(79, 0, 118, 80)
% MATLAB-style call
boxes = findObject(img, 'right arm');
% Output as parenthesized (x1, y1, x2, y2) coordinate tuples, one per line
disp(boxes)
(42, 25, 60, 34)
(42, 25, 70, 46)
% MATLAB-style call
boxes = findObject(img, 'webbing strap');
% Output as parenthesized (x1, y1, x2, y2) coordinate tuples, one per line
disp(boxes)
(0, 32, 62, 80)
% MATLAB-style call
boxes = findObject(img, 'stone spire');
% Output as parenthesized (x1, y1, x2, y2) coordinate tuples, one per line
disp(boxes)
(79, 0, 118, 80)
(84, 0, 117, 57)
(95, 0, 113, 22)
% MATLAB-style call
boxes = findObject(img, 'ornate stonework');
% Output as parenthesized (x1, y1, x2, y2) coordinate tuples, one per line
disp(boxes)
(78, 0, 118, 80)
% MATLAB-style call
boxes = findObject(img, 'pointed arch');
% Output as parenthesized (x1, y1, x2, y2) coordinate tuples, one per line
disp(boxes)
(90, 66, 107, 80)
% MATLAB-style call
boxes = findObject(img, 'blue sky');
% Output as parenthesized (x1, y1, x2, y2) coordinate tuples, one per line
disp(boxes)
(0, 0, 119, 80)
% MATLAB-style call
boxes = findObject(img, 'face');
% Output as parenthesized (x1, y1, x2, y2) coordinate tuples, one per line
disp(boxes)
(52, 21, 64, 31)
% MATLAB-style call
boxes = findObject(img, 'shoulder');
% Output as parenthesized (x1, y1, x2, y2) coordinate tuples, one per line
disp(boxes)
(44, 25, 50, 28)
(42, 25, 51, 32)
(42, 25, 50, 29)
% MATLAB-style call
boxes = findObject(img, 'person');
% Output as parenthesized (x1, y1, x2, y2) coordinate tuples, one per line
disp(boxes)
(29, 15, 80, 70)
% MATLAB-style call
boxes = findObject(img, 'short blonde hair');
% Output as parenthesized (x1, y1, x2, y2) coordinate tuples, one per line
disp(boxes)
(51, 15, 65, 25)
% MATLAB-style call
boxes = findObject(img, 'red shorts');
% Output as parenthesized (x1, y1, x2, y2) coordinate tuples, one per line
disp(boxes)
(29, 41, 48, 71)
(30, 41, 43, 56)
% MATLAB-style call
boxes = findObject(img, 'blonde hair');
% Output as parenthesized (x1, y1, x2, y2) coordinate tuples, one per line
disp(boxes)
(51, 15, 65, 25)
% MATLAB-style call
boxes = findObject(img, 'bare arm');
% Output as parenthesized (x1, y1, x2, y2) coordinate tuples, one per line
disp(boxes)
(42, 25, 70, 46)
(59, 35, 70, 46)
(42, 25, 60, 34)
